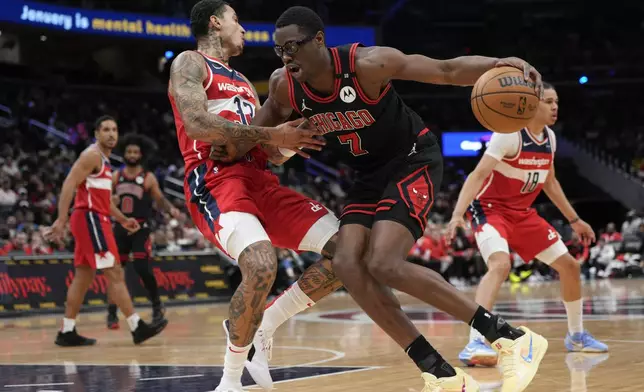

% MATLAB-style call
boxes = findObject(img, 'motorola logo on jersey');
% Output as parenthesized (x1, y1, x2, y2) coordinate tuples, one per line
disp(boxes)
(340, 86, 357, 103)
(308, 109, 375, 134)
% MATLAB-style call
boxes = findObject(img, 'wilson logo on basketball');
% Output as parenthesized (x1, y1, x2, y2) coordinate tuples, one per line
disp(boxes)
(497, 76, 535, 89)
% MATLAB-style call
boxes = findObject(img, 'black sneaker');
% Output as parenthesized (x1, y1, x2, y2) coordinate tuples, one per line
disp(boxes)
(55, 328, 97, 347)
(131, 318, 168, 345)
(107, 311, 119, 330)
(152, 303, 166, 324)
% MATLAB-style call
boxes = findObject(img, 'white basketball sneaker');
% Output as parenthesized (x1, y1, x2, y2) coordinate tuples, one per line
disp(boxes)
(245, 326, 274, 390)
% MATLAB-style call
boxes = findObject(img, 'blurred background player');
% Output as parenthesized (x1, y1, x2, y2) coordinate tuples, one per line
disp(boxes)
(447, 82, 608, 367)
(106, 134, 179, 329)
(45, 116, 168, 346)
(168, 1, 338, 391)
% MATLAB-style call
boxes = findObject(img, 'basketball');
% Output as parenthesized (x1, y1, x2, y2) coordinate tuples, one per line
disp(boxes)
(470, 66, 540, 134)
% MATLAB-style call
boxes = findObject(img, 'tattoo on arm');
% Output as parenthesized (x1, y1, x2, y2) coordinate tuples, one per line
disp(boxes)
(169, 51, 274, 145)
(227, 241, 277, 345)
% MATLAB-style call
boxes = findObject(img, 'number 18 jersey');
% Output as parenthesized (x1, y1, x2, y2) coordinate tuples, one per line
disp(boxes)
(169, 51, 267, 174)
(476, 127, 556, 211)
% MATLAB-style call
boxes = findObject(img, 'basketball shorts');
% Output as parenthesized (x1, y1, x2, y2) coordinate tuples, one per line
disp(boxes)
(70, 209, 120, 270)
(467, 201, 568, 264)
(184, 163, 339, 260)
(340, 134, 443, 240)
(114, 223, 152, 263)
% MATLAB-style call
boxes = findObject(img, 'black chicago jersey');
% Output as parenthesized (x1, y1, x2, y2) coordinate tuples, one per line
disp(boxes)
(114, 170, 153, 221)
(286, 42, 443, 239)
(287, 42, 435, 172)
(114, 170, 153, 261)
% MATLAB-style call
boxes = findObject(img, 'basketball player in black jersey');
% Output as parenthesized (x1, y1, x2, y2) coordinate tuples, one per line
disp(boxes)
(211, 6, 549, 391)
(107, 134, 180, 329)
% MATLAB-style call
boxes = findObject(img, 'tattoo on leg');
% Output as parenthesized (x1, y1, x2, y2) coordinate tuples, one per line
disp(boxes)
(298, 258, 343, 300)
(227, 241, 277, 345)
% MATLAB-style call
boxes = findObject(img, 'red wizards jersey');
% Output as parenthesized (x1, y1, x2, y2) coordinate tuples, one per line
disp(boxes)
(169, 51, 266, 173)
(73, 145, 113, 216)
(475, 127, 556, 211)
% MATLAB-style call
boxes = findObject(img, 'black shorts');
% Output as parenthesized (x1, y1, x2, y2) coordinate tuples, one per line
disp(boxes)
(113, 222, 152, 263)
(340, 137, 443, 240)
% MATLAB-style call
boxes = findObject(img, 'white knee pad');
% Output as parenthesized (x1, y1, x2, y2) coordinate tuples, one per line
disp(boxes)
(534, 239, 568, 265)
(218, 212, 271, 260)
(475, 224, 510, 263)
(297, 212, 339, 254)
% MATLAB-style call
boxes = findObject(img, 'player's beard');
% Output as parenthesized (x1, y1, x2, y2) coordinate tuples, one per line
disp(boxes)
(125, 158, 141, 167)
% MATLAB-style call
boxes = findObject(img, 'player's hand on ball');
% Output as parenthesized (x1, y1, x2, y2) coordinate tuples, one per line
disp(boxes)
(273, 117, 325, 152)
(495, 57, 543, 98)
(446, 216, 467, 245)
(571, 219, 596, 247)
(122, 218, 141, 234)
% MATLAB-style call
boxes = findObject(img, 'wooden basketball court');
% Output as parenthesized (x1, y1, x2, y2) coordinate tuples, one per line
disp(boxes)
(0, 279, 640, 391)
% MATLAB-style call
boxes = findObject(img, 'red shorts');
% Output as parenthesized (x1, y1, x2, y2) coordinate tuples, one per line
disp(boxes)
(184, 162, 335, 258)
(468, 202, 563, 263)
(70, 209, 120, 270)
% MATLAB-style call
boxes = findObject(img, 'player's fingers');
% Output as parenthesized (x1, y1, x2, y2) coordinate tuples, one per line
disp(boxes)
(299, 143, 324, 151)
(300, 136, 326, 146)
(523, 62, 530, 81)
(286, 117, 307, 128)
(294, 149, 312, 159)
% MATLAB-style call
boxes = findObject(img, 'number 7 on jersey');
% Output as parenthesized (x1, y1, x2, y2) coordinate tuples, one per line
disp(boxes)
(337, 132, 368, 156)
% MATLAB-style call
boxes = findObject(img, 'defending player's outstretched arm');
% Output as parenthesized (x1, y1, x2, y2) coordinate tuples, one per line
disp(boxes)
(169, 51, 321, 151)
(355, 46, 542, 94)
(209, 68, 317, 164)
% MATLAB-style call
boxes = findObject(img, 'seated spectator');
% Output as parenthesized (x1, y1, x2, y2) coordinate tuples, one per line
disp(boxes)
(566, 232, 589, 264)
(600, 222, 623, 243)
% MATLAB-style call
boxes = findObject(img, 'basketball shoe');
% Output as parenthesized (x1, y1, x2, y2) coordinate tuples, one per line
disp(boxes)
(458, 338, 498, 367)
(245, 326, 274, 390)
(564, 331, 608, 352)
(492, 326, 548, 392)
(421, 368, 479, 392)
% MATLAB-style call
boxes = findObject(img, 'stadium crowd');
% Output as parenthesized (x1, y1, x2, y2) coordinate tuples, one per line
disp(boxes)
(1, 79, 643, 292)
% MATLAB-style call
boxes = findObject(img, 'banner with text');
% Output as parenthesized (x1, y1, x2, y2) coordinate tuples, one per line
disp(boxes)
(0, 252, 233, 313)
(0, 0, 375, 46)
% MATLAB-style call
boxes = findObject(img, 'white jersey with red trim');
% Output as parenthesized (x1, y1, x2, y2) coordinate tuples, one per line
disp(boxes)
(73, 145, 113, 216)
(476, 127, 556, 211)
(169, 51, 266, 173)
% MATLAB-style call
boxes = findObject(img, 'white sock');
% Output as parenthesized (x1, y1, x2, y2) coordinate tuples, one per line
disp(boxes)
(564, 299, 584, 334)
(261, 282, 314, 335)
(469, 326, 486, 343)
(221, 341, 252, 384)
(127, 313, 141, 332)
(62, 318, 75, 333)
